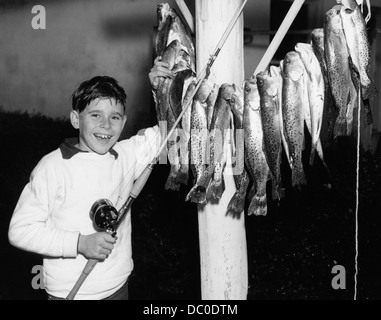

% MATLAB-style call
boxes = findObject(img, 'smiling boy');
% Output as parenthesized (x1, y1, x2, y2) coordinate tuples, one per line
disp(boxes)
(8, 75, 165, 300)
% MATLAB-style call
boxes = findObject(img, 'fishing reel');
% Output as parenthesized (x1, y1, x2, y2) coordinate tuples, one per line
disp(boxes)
(90, 199, 119, 236)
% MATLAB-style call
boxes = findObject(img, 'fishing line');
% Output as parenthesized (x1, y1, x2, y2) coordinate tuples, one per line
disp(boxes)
(353, 0, 372, 300)
(354, 75, 361, 301)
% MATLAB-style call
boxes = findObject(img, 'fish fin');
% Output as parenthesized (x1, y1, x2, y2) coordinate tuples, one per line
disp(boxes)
(185, 184, 207, 204)
(271, 179, 284, 201)
(292, 164, 306, 188)
(363, 81, 377, 101)
(247, 194, 267, 216)
(316, 139, 327, 168)
(363, 98, 373, 126)
(176, 164, 189, 185)
(309, 145, 316, 167)
(333, 116, 348, 138)
(165, 165, 181, 191)
(209, 176, 225, 199)
(227, 192, 246, 214)
(281, 137, 292, 168)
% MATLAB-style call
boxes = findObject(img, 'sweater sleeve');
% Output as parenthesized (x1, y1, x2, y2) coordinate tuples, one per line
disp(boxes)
(133, 125, 162, 180)
(8, 155, 79, 258)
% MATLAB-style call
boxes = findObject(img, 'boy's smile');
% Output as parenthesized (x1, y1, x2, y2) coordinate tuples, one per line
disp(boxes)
(70, 98, 127, 155)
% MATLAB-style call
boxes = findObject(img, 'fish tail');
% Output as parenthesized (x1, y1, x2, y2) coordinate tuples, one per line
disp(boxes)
(185, 184, 207, 204)
(271, 178, 284, 201)
(227, 192, 245, 214)
(165, 165, 181, 191)
(292, 163, 306, 188)
(316, 139, 328, 169)
(247, 194, 267, 216)
(228, 173, 250, 213)
(209, 176, 225, 200)
(309, 144, 317, 167)
(333, 116, 347, 138)
(176, 164, 189, 185)
(363, 99, 373, 126)
(363, 81, 377, 101)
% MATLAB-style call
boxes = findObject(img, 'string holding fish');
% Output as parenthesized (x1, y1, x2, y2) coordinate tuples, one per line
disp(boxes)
(337, 0, 372, 23)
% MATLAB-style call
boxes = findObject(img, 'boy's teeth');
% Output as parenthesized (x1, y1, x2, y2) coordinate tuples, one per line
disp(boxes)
(95, 134, 111, 139)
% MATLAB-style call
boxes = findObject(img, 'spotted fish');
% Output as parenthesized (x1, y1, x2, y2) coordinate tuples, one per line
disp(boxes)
(185, 79, 213, 204)
(256, 70, 284, 200)
(208, 83, 235, 200)
(227, 85, 250, 214)
(324, 6, 357, 137)
(281, 51, 307, 187)
(339, 0, 375, 125)
(295, 42, 327, 167)
(243, 77, 270, 216)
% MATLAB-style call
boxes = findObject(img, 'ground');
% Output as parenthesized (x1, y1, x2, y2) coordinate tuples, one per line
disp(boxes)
(0, 110, 380, 300)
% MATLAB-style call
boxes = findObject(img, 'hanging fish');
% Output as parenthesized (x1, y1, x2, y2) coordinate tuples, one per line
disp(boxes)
(208, 83, 236, 199)
(294, 43, 327, 167)
(155, 40, 192, 191)
(228, 86, 250, 214)
(339, 0, 375, 125)
(324, 6, 358, 138)
(156, 3, 174, 57)
(177, 78, 197, 186)
(243, 77, 270, 216)
(310, 28, 337, 144)
(256, 70, 284, 200)
(168, 70, 195, 187)
(156, 3, 196, 73)
(281, 51, 307, 188)
(269, 65, 290, 166)
(185, 79, 213, 204)
(155, 40, 190, 123)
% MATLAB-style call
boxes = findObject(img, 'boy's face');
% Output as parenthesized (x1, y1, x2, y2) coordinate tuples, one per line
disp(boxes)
(70, 98, 127, 155)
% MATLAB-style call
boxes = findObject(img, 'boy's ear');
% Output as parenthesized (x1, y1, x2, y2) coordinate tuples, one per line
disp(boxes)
(122, 115, 127, 127)
(70, 110, 80, 129)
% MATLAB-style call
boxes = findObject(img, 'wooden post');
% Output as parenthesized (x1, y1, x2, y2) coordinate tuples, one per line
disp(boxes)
(195, 0, 247, 300)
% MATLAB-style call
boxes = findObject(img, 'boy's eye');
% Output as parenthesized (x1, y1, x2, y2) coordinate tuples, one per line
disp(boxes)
(112, 116, 121, 121)
(91, 114, 100, 118)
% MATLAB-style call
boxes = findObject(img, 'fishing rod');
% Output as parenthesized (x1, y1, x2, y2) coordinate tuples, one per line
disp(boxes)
(66, 0, 247, 300)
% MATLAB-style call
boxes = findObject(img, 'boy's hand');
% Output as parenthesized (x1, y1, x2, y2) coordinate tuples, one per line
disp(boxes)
(149, 56, 175, 90)
(77, 232, 117, 260)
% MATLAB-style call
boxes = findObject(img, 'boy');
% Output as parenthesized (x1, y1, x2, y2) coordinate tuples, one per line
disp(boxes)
(8, 63, 172, 300)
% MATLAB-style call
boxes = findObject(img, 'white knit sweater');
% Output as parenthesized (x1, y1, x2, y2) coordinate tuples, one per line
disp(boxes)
(8, 126, 161, 300)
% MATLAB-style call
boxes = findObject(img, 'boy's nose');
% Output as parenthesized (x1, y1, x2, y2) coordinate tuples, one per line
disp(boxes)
(100, 118, 111, 129)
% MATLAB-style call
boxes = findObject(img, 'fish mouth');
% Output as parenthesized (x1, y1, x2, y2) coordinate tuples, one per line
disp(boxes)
(94, 133, 113, 140)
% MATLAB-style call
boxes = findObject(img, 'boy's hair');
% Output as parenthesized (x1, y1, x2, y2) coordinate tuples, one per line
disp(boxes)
(72, 76, 127, 113)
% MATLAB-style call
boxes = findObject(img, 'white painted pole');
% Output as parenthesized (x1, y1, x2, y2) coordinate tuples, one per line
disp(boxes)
(195, 0, 247, 300)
